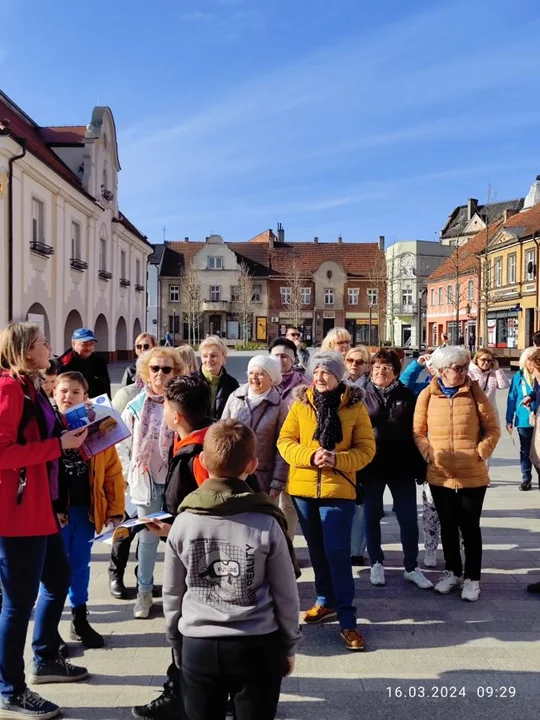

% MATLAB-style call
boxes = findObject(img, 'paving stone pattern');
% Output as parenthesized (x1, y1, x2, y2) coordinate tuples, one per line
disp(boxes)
(30, 367, 540, 718)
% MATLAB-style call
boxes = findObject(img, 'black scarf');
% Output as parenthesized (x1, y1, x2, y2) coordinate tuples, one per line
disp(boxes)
(312, 382, 345, 450)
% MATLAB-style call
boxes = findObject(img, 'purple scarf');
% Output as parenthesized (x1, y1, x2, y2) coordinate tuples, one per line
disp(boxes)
(279, 370, 306, 403)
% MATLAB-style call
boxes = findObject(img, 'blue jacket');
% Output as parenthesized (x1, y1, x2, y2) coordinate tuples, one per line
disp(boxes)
(506, 370, 535, 428)
(400, 360, 430, 396)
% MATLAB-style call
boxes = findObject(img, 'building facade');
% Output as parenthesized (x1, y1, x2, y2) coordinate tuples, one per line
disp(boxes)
(440, 197, 524, 246)
(0, 92, 151, 359)
(385, 240, 452, 349)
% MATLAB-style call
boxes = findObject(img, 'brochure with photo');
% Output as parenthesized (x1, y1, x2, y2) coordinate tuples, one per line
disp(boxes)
(64, 394, 131, 461)
(93, 511, 173, 544)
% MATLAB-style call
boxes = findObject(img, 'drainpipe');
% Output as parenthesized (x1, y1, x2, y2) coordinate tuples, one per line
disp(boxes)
(7, 137, 27, 321)
(534, 232, 539, 338)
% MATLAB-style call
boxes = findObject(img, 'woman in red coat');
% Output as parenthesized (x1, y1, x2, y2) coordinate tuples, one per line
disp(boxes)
(0, 323, 90, 719)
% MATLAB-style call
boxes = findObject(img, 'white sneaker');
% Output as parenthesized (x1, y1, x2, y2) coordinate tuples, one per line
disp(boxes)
(434, 570, 461, 594)
(404, 568, 434, 590)
(370, 562, 385, 586)
(423, 549, 437, 568)
(134, 591, 153, 619)
(461, 579, 481, 602)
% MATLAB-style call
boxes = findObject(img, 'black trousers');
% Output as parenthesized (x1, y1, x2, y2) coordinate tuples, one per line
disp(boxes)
(430, 485, 487, 581)
(180, 632, 283, 720)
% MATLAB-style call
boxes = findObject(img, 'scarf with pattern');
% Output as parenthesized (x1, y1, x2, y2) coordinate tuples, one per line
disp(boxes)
(133, 389, 174, 474)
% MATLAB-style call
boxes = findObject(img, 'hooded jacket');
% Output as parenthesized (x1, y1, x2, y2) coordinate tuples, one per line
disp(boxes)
(163, 425, 211, 515)
(222, 385, 289, 493)
(277, 385, 376, 501)
(468, 363, 509, 406)
(413, 377, 500, 489)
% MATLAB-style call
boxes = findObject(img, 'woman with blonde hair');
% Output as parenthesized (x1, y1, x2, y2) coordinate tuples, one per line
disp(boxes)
(198, 335, 239, 419)
(506, 347, 538, 491)
(121, 333, 158, 387)
(0, 323, 89, 717)
(176, 344, 197, 375)
(320, 327, 352, 358)
(117, 347, 185, 618)
(469, 347, 509, 407)
(344, 346, 370, 387)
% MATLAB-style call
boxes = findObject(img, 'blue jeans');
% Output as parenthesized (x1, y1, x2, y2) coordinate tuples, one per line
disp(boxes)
(351, 504, 366, 557)
(292, 497, 356, 630)
(61, 506, 95, 608)
(362, 479, 419, 572)
(517, 427, 539, 483)
(0, 533, 71, 698)
(136, 486, 165, 593)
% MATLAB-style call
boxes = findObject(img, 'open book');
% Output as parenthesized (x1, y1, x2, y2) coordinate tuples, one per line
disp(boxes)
(64, 394, 130, 461)
(93, 511, 173, 544)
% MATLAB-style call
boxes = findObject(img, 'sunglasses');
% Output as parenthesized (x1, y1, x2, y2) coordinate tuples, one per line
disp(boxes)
(137, 344, 151, 351)
(289, 333, 300, 337)
(346, 359, 367, 366)
(149, 365, 173, 374)
(447, 364, 469, 374)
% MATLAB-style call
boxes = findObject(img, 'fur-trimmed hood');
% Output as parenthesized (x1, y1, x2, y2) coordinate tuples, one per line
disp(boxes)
(293, 384, 365, 409)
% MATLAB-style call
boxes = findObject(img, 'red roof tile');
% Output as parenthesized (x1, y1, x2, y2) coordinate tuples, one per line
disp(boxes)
(271, 241, 382, 277)
(247, 229, 277, 244)
(427, 221, 503, 282)
(502, 202, 540, 237)
(40, 126, 86, 144)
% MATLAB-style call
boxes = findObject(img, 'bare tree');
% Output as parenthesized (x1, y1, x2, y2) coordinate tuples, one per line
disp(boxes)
(281, 259, 307, 330)
(231, 262, 255, 347)
(181, 260, 202, 345)
(477, 186, 499, 347)
(367, 250, 390, 344)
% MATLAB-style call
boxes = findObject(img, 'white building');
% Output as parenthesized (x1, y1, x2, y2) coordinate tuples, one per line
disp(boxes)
(386, 240, 452, 349)
(0, 91, 151, 359)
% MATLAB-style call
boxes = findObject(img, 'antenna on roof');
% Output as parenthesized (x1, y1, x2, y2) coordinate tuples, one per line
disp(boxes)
(162, 225, 166, 242)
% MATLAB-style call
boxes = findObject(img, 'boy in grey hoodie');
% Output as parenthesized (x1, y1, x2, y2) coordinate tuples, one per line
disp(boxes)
(163, 419, 300, 720)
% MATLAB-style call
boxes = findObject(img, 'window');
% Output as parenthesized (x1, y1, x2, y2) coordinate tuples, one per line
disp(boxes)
(402, 288, 413, 306)
(468, 279, 474, 301)
(447, 284, 453, 303)
(348, 287, 359, 305)
(302, 287, 311, 305)
(71, 221, 81, 260)
(136, 259, 141, 286)
(252, 284, 261, 302)
(99, 237, 107, 271)
(507, 253, 516, 285)
(280, 287, 291, 305)
(494, 257, 502, 288)
(438, 287, 443, 306)
(367, 288, 378, 306)
(525, 248, 535, 281)
(324, 288, 335, 305)
(430, 289, 434, 306)
(120, 250, 127, 279)
(207, 256, 223, 270)
(210, 285, 221, 302)
(168, 315, 180, 333)
(32, 198, 44, 243)
(169, 285, 179, 302)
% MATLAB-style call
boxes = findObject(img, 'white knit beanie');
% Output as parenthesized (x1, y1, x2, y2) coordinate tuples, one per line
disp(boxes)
(270, 344, 296, 363)
(248, 355, 282, 386)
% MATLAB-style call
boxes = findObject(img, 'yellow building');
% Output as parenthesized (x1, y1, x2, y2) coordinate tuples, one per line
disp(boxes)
(480, 201, 540, 354)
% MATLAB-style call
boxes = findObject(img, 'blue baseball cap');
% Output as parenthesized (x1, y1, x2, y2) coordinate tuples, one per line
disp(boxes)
(72, 328, 97, 342)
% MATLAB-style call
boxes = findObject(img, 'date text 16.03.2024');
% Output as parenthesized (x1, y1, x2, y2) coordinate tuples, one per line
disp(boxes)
(387, 686, 516, 699)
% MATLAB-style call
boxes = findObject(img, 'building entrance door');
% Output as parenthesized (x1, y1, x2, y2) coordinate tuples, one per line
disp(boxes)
(209, 314, 222, 337)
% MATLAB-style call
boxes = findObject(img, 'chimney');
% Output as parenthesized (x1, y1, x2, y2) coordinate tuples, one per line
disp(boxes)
(314, 236, 319, 243)
(504, 209, 517, 222)
(378, 235, 385, 251)
(467, 198, 478, 221)
(523, 175, 540, 210)
(338, 234, 343, 243)
(184, 236, 189, 243)
(277, 222, 285, 243)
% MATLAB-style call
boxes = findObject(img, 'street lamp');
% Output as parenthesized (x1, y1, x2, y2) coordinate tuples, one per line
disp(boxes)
(172, 305, 176, 347)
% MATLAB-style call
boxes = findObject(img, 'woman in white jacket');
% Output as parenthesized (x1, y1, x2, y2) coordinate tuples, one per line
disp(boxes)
(117, 347, 185, 619)
(469, 348, 509, 408)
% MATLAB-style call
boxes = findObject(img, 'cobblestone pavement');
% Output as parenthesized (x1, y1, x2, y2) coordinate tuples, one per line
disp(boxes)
(31, 370, 540, 718)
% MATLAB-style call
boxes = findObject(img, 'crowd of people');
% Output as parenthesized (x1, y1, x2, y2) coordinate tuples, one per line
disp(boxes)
(0, 320, 537, 719)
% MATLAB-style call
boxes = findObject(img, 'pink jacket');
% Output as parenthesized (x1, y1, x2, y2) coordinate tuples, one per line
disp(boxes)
(468, 364, 509, 406)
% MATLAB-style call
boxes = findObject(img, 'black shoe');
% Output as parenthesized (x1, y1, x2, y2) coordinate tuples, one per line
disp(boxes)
(527, 581, 540, 594)
(0, 687, 60, 718)
(351, 555, 365, 566)
(57, 633, 69, 658)
(109, 575, 128, 599)
(132, 691, 181, 719)
(69, 605, 105, 649)
(520, 481, 532, 491)
(29, 656, 89, 685)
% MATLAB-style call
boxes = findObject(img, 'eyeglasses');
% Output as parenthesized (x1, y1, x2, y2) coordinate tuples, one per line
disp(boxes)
(150, 365, 173, 374)
(447, 364, 469, 374)
(346, 359, 367, 366)
(477, 357, 492, 363)
(32, 339, 50, 348)
(136, 344, 151, 351)
(373, 364, 394, 372)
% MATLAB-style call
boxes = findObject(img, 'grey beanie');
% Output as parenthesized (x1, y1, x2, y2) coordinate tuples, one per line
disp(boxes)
(308, 351, 345, 382)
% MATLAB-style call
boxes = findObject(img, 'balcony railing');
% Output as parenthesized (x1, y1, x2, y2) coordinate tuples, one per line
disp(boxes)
(120, 278, 131, 288)
(70, 258, 88, 271)
(135, 283, 145, 293)
(393, 303, 418, 315)
(30, 240, 54, 257)
(202, 300, 230, 312)
(98, 269, 112, 281)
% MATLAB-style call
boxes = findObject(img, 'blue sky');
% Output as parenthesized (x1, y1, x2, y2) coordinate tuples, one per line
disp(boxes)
(1, 0, 539, 245)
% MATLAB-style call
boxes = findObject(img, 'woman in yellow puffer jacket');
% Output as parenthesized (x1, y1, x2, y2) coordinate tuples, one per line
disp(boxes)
(278, 351, 375, 652)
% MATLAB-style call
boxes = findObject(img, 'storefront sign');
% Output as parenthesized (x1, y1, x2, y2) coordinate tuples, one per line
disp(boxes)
(256, 317, 267, 341)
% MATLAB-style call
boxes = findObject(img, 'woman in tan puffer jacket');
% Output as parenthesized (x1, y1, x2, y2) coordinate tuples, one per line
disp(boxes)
(413, 345, 500, 603)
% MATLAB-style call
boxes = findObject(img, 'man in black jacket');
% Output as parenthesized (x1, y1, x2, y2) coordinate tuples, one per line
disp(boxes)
(57, 328, 111, 398)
